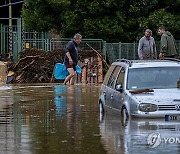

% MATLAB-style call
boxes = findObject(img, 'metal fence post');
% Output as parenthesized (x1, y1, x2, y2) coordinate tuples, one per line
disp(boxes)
(0, 24, 3, 54)
(49, 38, 51, 51)
(12, 32, 18, 62)
(46, 33, 50, 51)
(46, 38, 50, 51)
(119, 42, 122, 59)
(41, 32, 45, 50)
(16, 18, 22, 61)
(178, 41, 180, 56)
(133, 41, 136, 60)
(3, 26, 6, 53)
(102, 40, 106, 61)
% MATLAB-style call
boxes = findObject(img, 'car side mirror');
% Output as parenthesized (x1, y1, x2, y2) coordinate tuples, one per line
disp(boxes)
(116, 84, 123, 93)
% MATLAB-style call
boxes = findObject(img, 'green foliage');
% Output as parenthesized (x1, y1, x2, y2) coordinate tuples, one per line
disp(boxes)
(22, 0, 70, 32)
(22, 0, 180, 42)
(139, 9, 180, 40)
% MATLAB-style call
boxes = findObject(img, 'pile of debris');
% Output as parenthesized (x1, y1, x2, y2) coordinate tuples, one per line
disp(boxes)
(8, 48, 108, 83)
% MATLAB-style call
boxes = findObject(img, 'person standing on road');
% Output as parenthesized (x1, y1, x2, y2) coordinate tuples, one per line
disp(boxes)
(138, 29, 157, 60)
(63, 33, 82, 85)
(158, 26, 177, 59)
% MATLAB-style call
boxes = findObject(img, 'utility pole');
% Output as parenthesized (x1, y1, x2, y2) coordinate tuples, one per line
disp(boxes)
(9, 0, 12, 27)
(9, 0, 13, 52)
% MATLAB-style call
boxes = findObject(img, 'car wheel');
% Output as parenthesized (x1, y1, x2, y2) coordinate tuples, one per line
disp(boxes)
(121, 106, 129, 126)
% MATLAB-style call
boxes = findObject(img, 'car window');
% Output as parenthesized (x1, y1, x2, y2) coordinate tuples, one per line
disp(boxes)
(127, 67, 180, 90)
(103, 65, 115, 85)
(107, 66, 121, 88)
(116, 67, 125, 86)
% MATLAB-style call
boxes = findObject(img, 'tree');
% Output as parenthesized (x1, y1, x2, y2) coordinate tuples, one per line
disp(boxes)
(22, 0, 70, 33)
(22, 0, 180, 42)
(139, 0, 180, 41)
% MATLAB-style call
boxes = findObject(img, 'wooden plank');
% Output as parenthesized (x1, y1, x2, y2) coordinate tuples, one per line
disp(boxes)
(87, 59, 91, 84)
(94, 65, 98, 84)
(81, 66, 87, 84)
(75, 55, 104, 84)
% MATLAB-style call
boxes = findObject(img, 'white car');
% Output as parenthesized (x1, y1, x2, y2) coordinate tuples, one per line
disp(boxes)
(99, 58, 180, 119)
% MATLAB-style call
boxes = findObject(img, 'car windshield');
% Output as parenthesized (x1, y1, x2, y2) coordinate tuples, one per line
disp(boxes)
(127, 67, 180, 90)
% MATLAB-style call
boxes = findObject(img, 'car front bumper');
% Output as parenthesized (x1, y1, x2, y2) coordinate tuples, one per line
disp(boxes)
(131, 110, 180, 118)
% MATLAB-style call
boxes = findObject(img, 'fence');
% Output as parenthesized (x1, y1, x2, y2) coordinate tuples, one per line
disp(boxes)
(106, 42, 138, 64)
(0, 22, 105, 62)
(106, 41, 180, 64)
(0, 18, 180, 63)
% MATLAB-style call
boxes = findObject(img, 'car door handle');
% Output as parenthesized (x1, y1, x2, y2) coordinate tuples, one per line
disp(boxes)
(111, 95, 113, 99)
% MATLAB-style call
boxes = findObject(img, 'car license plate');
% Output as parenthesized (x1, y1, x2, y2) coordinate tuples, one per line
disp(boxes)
(165, 115, 180, 121)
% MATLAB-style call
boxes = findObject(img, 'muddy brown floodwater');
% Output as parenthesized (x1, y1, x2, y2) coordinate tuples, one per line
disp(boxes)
(0, 84, 180, 154)
(0, 84, 106, 154)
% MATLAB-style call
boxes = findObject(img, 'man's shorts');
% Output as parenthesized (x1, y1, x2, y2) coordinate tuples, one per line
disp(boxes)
(64, 64, 76, 71)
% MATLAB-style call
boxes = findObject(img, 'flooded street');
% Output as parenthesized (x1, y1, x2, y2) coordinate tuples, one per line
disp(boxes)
(0, 84, 106, 154)
(0, 84, 180, 154)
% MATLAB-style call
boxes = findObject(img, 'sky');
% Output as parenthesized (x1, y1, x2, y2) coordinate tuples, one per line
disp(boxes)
(0, 0, 23, 25)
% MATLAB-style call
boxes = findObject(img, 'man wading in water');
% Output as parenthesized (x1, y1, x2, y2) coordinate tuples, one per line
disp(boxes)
(63, 33, 82, 85)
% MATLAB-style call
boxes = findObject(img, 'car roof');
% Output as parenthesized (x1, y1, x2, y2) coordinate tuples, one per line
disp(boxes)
(112, 59, 180, 69)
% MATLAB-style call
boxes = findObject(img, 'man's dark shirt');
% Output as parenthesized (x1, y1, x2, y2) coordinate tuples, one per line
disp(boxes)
(64, 40, 78, 65)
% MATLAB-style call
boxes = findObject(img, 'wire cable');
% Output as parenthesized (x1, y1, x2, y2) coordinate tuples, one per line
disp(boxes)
(0, 0, 25, 8)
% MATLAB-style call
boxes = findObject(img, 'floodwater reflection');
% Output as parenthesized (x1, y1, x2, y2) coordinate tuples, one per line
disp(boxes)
(99, 113, 180, 154)
(0, 84, 107, 154)
(0, 86, 14, 153)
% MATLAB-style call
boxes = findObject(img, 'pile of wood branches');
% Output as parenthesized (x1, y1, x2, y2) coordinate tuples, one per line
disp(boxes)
(10, 48, 108, 83)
